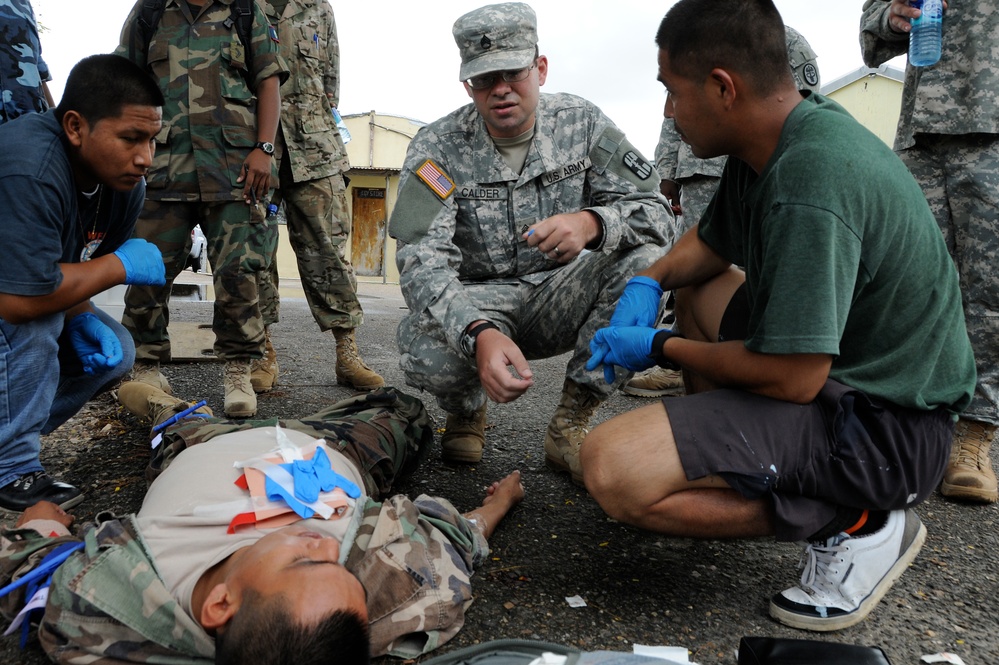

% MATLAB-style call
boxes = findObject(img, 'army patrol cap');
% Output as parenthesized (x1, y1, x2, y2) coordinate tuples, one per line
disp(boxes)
(453, 2, 538, 81)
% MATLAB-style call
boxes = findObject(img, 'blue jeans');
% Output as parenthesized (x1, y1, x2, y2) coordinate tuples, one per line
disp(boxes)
(0, 306, 133, 487)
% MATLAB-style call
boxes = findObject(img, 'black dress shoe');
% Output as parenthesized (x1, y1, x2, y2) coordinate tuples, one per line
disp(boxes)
(0, 471, 84, 513)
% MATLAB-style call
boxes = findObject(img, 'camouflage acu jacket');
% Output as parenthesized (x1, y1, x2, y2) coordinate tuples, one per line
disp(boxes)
(861, 0, 999, 150)
(116, 0, 288, 202)
(390, 92, 673, 351)
(0, 0, 50, 124)
(0, 389, 487, 662)
(265, 0, 349, 182)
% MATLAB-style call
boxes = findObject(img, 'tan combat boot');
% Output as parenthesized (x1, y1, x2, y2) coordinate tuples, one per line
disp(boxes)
(131, 360, 172, 395)
(118, 381, 213, 429)
(622, 366, 684, 397)
(250, 328, 279, 393)
(941, 419, 998, 503)
(442, 405, 487, 463)
(333, 328, 385, 391)
(223, 360, 257, 418)
(544, 379, 601, 486)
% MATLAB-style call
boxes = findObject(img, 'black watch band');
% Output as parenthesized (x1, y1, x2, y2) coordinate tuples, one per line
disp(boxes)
(649, 329, 685, 371)
(461, 321, 500, 357)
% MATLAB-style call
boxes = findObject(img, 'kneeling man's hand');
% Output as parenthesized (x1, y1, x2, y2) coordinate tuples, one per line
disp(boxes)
(68, 312, 123, 375)
(587, 325, 659, 384)
(476, 329, 534, 403)
(609, 277, 663, 328)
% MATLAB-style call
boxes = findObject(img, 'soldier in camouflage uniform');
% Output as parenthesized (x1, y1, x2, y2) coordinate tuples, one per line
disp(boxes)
(116, 0, 289, 419)
(861, 0, 999, 503)
(390, 3, 674, 483)
(0, 0, 52, 125)
(0, 385, 524, 663)
(623, 25, 821, 398)
(254, 0, 383, 395)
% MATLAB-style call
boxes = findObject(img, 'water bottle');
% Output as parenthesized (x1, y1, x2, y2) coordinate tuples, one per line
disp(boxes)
(331, 107, 352, 144)
(908, 0, 942, 67)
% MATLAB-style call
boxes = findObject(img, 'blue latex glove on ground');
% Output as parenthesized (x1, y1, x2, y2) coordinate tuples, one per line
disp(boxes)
(609, 276, 663, 328)
(67, 312, 123, 376)
(587, 325, 659, 384)
(113, 238, 166, 286)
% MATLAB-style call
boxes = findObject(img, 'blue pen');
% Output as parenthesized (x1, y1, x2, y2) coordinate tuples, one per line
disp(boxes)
(152, 400, 209, 433)
(313, 33, 319, 47)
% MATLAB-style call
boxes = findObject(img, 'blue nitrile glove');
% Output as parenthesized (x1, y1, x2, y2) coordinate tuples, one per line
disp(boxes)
(609, 276, 663, 328)
(587, 325, 659, 384)
(68, 312, 123, 375)
(113, 238, 166, 286)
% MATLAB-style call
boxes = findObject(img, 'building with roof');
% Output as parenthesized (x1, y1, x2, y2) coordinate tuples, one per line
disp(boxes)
(821, 63, 905, 146)
(273, 111, 424, 286)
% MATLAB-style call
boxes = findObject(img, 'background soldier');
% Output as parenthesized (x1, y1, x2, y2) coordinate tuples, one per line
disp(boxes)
(861, 0, 999, 504)
(254, 0, 383, 395)
(0, 0, 53, 124)
(117, 0, 288, 418)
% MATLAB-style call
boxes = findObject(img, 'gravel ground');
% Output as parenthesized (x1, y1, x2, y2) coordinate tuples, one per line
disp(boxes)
(2, 281, 998, 665)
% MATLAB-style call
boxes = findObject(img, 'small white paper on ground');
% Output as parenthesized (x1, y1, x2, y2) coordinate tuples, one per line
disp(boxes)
(633, 644, 693, 664)
(565, 595, 587, 608)
(921, 654, 967, 665)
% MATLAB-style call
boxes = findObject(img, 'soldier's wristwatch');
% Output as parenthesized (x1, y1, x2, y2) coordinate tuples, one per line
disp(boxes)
(254, 141, 275, 155)
(460, 321, 499, 357)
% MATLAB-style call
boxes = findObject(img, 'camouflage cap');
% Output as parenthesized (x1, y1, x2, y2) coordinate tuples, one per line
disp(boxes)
(452, 2, 538, 81)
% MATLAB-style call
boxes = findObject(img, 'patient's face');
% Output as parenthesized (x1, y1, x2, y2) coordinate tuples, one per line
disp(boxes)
(229, 524, 368, 623)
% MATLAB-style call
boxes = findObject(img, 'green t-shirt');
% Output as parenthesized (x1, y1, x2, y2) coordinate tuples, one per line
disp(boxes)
(699, 93, 975, 413)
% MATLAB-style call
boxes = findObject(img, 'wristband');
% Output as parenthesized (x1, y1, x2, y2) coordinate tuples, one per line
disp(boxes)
(650, 329, 685, 371)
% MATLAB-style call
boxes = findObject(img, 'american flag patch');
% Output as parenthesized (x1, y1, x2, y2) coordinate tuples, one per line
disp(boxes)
(415, 160, 455, 200)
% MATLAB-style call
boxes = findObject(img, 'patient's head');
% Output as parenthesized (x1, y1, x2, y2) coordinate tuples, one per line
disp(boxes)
(205, 525, 370, 665)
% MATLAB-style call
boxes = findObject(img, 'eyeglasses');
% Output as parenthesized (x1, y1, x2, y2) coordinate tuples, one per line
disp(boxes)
(465, 64, 536, 90)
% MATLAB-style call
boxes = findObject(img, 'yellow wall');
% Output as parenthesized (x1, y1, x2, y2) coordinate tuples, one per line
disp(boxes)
(274, 112, 422, 286)
(824, 71, 904, 147)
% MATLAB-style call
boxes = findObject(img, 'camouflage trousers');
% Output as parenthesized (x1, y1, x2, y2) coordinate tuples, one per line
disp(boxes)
(398, 243, 665, 415)
(901, 133, 999, 424)
(677, 174, 722, 234)
(147, 387, 432, 498)
(122, 199, 277, 362)
(259, 169, 364, 331)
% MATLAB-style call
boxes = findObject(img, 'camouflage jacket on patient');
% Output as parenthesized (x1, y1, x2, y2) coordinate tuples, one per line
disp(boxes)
(0, 390, 488, 663)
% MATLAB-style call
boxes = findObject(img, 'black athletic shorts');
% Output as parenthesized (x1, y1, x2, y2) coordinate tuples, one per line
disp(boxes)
(663, 284, 954, 541)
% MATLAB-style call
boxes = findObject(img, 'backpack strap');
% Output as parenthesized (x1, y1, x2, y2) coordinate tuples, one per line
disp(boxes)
(130, 0, 166, 66)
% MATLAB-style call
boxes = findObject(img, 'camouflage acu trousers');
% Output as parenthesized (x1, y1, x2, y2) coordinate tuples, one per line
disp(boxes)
(677, 174, 722, 234)
(259, 169, 364, 331)
(147, 387, 432, 497)
(398, 243, 665, 415)
(901, 133, 999, 424)
(122, 199, 277, 362)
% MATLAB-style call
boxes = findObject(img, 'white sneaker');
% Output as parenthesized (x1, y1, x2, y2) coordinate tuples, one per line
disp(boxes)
(769, 509, 926, 631)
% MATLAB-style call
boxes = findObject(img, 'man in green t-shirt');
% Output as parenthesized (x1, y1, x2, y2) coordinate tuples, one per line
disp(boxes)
(584, 0, 976, 634)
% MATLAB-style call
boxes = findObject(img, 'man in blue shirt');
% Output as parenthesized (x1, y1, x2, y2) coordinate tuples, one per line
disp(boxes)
(0, 55, 166, 512)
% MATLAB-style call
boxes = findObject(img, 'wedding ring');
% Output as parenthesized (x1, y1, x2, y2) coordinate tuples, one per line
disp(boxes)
(553, 246, 562, 256)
